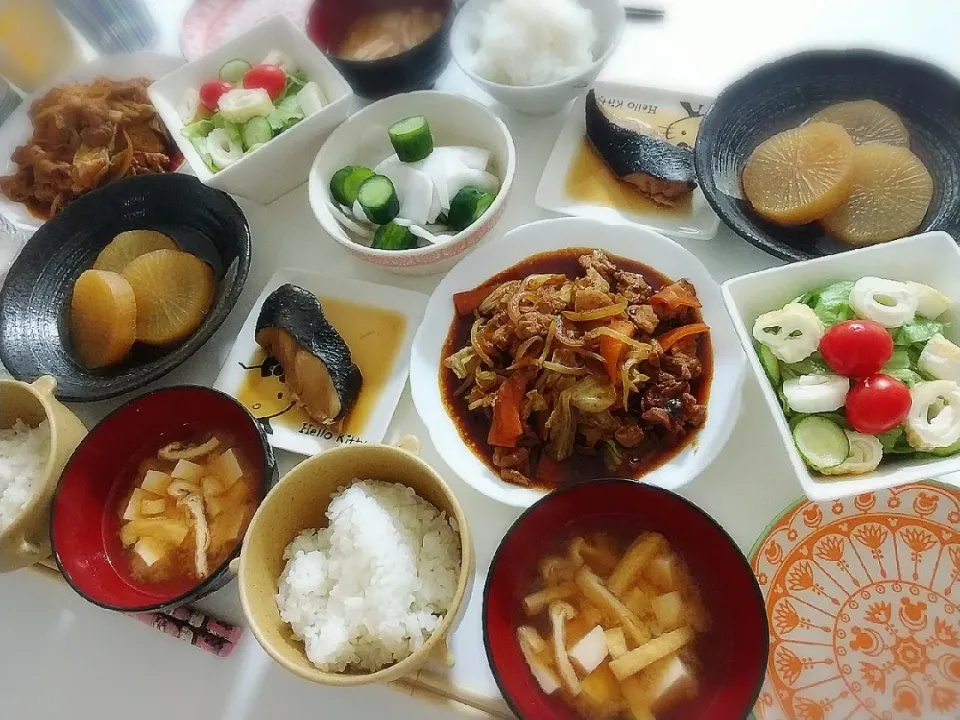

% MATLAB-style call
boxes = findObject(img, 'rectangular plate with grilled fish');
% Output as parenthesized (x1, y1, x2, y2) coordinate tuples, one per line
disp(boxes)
(536, 81, 721, 240)
(214, 268, 427, 457)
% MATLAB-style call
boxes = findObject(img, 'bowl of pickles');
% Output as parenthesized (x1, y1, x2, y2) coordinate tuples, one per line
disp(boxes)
(308, 90, 517, 276)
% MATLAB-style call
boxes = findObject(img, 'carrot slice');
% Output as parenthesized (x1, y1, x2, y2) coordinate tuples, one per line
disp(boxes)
(658, 323, 709, 351)
(650, 283, 702, 310)
(488, 374, 527, 448)
(600, 319, 635, 381)
(453, 285, 496, 316)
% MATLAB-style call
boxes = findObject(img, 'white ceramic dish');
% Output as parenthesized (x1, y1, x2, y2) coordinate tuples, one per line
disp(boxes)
(722, 231, 960, 502)
(410, 217, 746, 507)
(0, 52, 184, 230)
(307, 91, 516, 277)
(214, 268, 427, 457)
(149, 14, 354, 205)
(536, 82, 721, 241)
(450, 0, 626, 116)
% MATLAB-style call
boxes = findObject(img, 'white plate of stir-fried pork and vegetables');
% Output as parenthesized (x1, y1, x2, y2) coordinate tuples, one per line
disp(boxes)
(0, 52, 184, 230)
(410, 217, 746, 507)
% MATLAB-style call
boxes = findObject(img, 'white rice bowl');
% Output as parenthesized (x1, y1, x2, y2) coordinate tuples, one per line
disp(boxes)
(276, 479, 462, 672)
(0, 420, 50, 532)
(471, 0, 598, 87)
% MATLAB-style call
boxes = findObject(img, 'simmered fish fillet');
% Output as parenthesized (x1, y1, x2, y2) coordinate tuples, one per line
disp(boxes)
(255, 285, 362, 425)
(584, 90, 697, 206)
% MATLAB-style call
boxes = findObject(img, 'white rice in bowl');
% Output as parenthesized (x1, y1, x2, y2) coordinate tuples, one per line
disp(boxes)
(276, 479, 462, 672)
(0, 420, 50, 532)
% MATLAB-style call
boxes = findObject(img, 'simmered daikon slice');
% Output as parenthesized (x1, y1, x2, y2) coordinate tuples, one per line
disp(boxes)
(122, 249, 214, 346)
(93, 230, 177, 274)
(821, 144, 933, 245)
(808, 100, 909, 147)
(742, 122, 855, 225)
(70, 270, 137, 369)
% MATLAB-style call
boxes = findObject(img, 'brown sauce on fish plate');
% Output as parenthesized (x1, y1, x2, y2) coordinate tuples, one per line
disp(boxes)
(440, 248, 713, 491)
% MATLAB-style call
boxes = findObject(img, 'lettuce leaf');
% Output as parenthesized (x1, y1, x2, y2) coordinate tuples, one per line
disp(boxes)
(811, 281, 855, 327)
(278, 72, 307, 102)
(894, 319, 943, 347)
(780, 353, 830, 380)
(182, 118, 214, 139)
(212, 114, 243, 146)
(266, 95, 304, 132)
(885, 368, 923, 387)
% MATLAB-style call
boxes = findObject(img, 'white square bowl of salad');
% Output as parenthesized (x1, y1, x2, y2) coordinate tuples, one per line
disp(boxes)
(148, 14, 354, 205)
(722, 231, 960, 501)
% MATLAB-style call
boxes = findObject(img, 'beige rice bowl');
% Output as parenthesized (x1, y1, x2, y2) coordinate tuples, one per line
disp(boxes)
(275, 479, 462, 672)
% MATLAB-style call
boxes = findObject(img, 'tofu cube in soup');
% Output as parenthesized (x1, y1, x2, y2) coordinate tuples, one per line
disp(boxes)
(140, 470, 172, 495)
(140, 496, 167, 516)
(214, 448, 243, 486)
(646, 554, 680, 592)
(134, 537, 167, 567)
(644, 654, 698, 713)
(171, 459, 203, 482)
(651, 591, 685, 632)
(569, 625, 609, 674)
(123, 488, 149, 520)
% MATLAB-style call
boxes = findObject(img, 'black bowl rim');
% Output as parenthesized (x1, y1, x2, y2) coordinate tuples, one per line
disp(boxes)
(50, 384, 277, 614)
(481, 477, 769, 720)
(315, 0, 454, 68)
(694, 47, 960, 263)
(0, 173, 252, 402)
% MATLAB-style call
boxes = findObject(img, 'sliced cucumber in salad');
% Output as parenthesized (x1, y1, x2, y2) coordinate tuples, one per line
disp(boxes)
(758, 344, 781, 385)
(242, 116, 273, 150)
(793, 416, 850, 471)
(219, 59, 253, 84)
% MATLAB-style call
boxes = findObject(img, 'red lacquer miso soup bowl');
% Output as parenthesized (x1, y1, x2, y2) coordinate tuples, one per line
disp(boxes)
(483, 479, 767, 720)
(51, 386, 277, 613)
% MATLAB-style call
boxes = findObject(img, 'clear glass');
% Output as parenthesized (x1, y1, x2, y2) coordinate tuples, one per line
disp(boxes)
(53, 0, 158, 54)
(0, 0, 80, 92)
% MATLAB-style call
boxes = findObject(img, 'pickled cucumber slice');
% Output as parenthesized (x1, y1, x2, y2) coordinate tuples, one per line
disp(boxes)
(122, 250, 215, 346)
(821, 144, 933, 245)
(742, 122, 855, 225)
(93, 230, 178, 274)
(70, 270, 137, 368)
(809, 100, 909, 147)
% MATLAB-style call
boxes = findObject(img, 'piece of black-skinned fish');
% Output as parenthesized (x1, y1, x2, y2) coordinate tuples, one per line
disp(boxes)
(255, 284, 362, 425)
(585, 90, 697, 206)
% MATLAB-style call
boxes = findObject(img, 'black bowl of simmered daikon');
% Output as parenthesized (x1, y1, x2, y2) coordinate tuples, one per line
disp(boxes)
(0, 174, 251, 402)
(51, 386, 277, 613)
(307, 0, 454, 99)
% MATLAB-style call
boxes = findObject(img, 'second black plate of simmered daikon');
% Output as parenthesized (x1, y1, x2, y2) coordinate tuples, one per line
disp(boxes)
(695, 49, 960, 262)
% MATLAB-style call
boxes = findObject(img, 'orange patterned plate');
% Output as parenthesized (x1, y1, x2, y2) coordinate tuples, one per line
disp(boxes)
(748, 481, 960, 720)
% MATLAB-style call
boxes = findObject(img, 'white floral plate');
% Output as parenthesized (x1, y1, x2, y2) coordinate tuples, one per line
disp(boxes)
(214, 268, 427, 457)
(749, 481, 960, 720)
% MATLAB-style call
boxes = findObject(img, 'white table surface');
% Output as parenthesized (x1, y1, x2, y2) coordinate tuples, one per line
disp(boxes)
(3, 1, 960, 718)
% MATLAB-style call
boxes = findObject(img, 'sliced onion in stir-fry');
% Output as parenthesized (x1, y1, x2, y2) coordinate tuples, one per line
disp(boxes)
(470, 317, 495, 368)
(588, 326, 653, 353)
(568, 346, 605, 363)
(553, 317, 585, 347)
(539, 319, 557, 363)
(562, 300, 627, 322)
(540, 361, 588, 376)
(521, 274, 567, 292)
(509, 336, 543, 369)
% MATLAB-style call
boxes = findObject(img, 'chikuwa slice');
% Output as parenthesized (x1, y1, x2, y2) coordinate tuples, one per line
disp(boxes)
(122, 249, 215, 346)
(93, 230, 178, 273)
(808, 100, 909, 147)
(741, 122, 855, 225)
(821, 144, 933, 245)
(70, 269, 137, 368)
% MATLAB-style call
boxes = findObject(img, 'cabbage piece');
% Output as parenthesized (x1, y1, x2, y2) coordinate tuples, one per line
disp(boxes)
(569, 376, 617, 414)
(545, 388, 577, 461)
(444, 346, 479, 380)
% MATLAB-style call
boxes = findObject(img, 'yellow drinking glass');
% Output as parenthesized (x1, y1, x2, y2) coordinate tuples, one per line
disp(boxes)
(0, 0, 80, 92)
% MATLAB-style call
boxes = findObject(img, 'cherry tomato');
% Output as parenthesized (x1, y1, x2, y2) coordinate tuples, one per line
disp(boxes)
(199, 80, 233, 111)
(819, 319, 893, 378)
(242, 64, 286, 100)
(846, 374, 912, 435)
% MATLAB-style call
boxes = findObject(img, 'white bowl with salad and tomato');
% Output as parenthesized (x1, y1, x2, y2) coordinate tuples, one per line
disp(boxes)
(149, 14, 354, 205)
(307, 91, 516, 276)
(723, 230, 960, 502)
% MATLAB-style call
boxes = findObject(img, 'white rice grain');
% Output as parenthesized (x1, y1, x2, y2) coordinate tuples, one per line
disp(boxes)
(276, 479, 461, 672)
(0, 420, 50, 532)
(471, 0, 598, 87)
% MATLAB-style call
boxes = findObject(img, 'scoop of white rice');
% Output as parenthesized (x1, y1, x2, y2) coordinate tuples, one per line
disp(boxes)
(276, 479, 462, 672)
(0, 420, 50, 532)
(471, 0, 598, 87)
